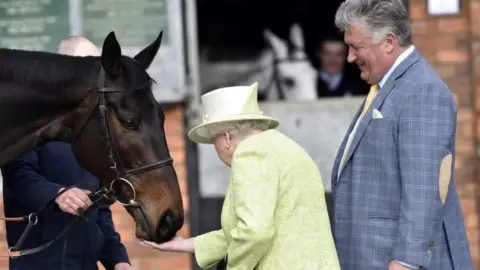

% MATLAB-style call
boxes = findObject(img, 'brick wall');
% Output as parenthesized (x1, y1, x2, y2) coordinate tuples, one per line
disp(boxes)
(410, 0, 479, 267)
(0, 105, 190, 270)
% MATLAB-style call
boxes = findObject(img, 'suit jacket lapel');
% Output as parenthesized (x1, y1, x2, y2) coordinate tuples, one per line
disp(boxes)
(331, 101, 365, 184)
(336, 48, 422, 181)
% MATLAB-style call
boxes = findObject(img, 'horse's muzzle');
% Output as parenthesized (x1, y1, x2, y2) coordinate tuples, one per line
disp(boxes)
(155, 209, 184, 243)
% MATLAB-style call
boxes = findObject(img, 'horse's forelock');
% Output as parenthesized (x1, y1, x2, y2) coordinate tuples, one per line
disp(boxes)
(120, 56, 154, 96)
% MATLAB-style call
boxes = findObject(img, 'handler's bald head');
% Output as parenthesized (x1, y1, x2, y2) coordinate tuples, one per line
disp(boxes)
(57, 36, 100, 57)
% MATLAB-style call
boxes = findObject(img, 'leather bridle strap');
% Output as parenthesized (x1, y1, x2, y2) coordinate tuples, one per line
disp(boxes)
(124, 158, 173, 178)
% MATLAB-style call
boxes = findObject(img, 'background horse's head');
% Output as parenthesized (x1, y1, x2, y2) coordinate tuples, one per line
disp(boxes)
(262, 23, 318, 101)
(71, 32, 183, 243)
(198, 23, 317, 101)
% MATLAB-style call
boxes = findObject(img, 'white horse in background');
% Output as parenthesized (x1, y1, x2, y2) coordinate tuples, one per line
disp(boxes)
(198, 23, 318, 101)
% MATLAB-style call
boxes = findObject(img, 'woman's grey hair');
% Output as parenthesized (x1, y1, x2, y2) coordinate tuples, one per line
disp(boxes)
(209, 120, 271, 139)
(334, 0, 412, 46)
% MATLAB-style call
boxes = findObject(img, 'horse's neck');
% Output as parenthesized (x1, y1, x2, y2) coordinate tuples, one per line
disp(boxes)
(0, 50, 99, 166)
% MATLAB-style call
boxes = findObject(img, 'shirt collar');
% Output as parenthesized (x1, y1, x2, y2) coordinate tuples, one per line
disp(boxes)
(378, 45, 415, 88)
(319, 72, 343, 91)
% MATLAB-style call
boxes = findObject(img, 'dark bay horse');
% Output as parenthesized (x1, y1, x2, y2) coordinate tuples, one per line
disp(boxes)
(0, 31, 183, 245)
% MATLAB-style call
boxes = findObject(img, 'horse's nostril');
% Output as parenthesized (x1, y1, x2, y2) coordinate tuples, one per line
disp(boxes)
(156, 209, 174, 240)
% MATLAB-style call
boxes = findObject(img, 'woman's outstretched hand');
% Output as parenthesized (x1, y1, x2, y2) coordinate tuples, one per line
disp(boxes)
(137, 235, 195, 254)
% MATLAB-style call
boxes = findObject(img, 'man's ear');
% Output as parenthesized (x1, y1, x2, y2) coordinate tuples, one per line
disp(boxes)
(384, 33, 396, 54)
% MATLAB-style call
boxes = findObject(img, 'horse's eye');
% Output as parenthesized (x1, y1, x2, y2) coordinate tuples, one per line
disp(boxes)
(282, 77, 295, 88)
(122, 118, 138, 130)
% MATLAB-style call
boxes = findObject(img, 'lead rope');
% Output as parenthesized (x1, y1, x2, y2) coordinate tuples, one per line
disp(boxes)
(2, 186, 115, 260)
(62, 230, 68, 270)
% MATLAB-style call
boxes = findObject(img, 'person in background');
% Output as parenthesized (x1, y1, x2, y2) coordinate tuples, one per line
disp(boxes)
(331, 0, 473, 269)
(137, 82, 340, 269)
(1, 36, 133, 270)
(315, 35, 369, 97)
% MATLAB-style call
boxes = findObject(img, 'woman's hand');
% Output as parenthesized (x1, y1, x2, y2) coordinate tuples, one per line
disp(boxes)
(137, 236, 195, 254)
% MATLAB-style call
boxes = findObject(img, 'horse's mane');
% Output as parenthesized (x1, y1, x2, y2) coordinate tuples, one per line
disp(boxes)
(0, 48, 150, 96)
(0, 48, 99, 90)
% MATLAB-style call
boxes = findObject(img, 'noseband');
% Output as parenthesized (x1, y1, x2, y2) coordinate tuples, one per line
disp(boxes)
(1, 66, 173, 264)
(96, 67, 173, 206)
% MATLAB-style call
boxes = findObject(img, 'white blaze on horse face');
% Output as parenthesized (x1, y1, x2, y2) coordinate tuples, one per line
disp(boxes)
(263, 24, 317, 101)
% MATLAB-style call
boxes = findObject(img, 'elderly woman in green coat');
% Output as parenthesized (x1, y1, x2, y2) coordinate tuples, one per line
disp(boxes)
(138, 82, 340, 269)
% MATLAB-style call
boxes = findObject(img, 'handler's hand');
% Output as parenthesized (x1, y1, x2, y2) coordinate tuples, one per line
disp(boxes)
(137, 236, 195, 254)
(55, 187, 92, 216)
(114, 262, 133, 270)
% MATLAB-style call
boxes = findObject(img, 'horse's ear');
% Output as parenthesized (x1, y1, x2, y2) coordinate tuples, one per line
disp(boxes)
(289, 23, 305, 50)
(134, 31, 163, 70)
(101, 31, 122, 78)
(264, 29, 288, 59)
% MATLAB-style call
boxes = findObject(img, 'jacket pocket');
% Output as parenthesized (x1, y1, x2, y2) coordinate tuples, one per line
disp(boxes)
(365, 118, 395, 144)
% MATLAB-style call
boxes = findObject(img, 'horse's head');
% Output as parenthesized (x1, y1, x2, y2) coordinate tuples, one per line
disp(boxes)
(263, 23, 317, 100)
(71, 31, 183, 243)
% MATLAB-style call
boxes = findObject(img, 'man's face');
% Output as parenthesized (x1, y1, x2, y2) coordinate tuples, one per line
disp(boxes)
(344, 25, 389, 84)
(318, 41, 346, 75)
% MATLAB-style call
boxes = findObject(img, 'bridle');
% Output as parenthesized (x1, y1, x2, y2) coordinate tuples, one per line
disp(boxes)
(95, 67, 174, 206)
(0, 66, 174, 267)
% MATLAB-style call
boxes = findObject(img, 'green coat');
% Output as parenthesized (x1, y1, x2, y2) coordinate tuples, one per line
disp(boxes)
(194, 129, 340, 270)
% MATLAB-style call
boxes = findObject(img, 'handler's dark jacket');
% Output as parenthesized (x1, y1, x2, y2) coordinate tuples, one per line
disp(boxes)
(1, 142, 130, 270)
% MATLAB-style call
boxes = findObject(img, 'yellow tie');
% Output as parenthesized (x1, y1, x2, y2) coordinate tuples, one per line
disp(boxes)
(361, 84, 379, 117)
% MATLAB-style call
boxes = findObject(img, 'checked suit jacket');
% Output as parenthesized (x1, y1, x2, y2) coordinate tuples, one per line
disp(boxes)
(331, 48, 473, 270)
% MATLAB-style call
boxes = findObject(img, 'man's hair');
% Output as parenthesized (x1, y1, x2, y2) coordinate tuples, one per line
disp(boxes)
(318, 33, 346, 52)
(334, 0, 412, 46)
(57, 36, 100, 57)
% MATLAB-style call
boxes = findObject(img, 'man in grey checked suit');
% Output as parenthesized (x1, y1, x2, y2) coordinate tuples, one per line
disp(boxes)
(331, 0, 473, 269)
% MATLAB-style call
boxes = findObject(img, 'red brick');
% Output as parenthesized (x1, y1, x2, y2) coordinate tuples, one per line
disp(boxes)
(446, 77, 472, 106)
(457, 182, 477, 198)
(438, 18, 469, 34)
(166, 135, 185, 150)
(416, 36, 458, 52)
(411, 21, 437, 36)
(436, 49, 469, 63)
(164, 107, 184, 137)
(435, 65, 457, 78)
(409, 4, 425, 20)
(171, 148, 186, 165)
